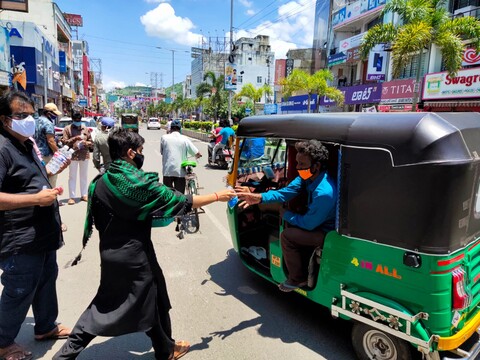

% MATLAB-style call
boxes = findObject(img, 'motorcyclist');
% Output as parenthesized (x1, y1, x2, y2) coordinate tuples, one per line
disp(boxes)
(210, 120, 235, 165)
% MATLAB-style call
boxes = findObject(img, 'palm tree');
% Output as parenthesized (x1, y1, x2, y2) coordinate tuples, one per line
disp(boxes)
(235, 83, 272, 115)
(182, 98, 196, 120)
(360, 0, 480, 109)
(280, 69, 344, 113)
(195, 71, 226, 122)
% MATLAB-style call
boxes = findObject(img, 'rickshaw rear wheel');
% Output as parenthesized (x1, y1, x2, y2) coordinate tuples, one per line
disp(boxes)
(352, 323, 412, 360)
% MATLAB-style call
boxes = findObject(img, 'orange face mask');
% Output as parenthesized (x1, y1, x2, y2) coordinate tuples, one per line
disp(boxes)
(298, 168, 314, 180)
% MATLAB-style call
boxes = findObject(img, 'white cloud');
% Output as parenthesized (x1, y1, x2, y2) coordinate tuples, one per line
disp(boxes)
(140, 3, 202, 47)
(246, 9, 255, 16)
(103, 79, 126, 92)
(144, 0, 170, 3)
(235, 0, 315, 59)
(239, 0, 253, 7)
(135, 82, 148, 87)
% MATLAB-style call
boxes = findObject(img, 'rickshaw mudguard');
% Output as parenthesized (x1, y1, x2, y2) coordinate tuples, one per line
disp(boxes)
(331, 287, 435, 351)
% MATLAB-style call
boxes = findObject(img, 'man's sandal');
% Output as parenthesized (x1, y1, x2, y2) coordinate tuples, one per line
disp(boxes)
(34, 324, 71, 341)
(168, 340, 190, 360)
(278, 281, 308, 292)
(0, 343, 32, 360)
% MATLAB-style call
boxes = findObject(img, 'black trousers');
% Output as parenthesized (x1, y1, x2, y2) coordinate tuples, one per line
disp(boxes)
(163, 176, 186, 194)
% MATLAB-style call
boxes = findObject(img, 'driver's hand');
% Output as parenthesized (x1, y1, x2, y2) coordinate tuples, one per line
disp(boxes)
(237, 192, 262, 209)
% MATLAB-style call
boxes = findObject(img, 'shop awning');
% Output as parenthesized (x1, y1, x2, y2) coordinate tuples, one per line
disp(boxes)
(424, 100, 480, 107)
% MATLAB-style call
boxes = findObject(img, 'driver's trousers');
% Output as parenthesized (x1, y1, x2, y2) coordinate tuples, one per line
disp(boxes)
(281, 226, 326, 285)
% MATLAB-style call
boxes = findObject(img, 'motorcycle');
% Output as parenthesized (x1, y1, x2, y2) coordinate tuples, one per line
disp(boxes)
(207, 139, 233, 169)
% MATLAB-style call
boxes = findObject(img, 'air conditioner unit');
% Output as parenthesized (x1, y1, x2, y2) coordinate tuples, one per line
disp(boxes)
(454, 5, 478, 17)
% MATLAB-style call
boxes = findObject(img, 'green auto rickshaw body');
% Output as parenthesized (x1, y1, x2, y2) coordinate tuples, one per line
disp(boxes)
(226, 112, 480, 358)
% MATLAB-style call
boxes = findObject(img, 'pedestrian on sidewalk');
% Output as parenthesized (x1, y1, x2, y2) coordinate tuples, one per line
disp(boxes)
(160, 119, 201, 194)
(61, 112, 92, 205)
(0, 90, 71, 360)
(54, 127, 235, 360)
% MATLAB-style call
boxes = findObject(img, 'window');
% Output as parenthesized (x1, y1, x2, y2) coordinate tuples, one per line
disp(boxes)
(257, 76, 262, 83)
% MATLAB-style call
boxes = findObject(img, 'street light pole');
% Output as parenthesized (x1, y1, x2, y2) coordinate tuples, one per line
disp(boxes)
(156, 47, 189, 100)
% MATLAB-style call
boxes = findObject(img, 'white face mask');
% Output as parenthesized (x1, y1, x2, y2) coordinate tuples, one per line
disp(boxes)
(11, 116, 36, 137)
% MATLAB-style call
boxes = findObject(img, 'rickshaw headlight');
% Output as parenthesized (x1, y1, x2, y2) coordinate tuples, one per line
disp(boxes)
(452, 268, 470, 311)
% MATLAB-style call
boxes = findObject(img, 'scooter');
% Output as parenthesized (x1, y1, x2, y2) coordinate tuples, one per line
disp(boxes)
(207, 139, 233, 169)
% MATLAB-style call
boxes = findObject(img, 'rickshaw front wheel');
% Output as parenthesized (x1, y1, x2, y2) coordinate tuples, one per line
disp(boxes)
(352, 323, 412, 360)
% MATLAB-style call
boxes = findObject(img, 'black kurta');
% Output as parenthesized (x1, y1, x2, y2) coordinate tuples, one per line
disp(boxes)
(76, 178, 190, 336)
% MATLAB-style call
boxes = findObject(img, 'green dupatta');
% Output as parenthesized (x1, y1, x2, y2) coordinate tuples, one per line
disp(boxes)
(71, 159, 186, 266)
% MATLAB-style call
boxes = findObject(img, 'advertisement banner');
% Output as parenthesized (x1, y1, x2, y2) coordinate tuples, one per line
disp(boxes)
(332, 8, 346, 27)
(281, 94, 316, 112)
(320, 83, 382, 105)
(367, 44, 387, 80)
(275, 59, 286, 85)
(224, 62, 237, 90)
(0, 27, 10, 73)
(59, 51, 66, 73)
(422, 67, 480, 100)
(462, 48, 480, 67)
(264, 104, 278, 114)
(381, 79, 418, 103)
(285, 59, 294, 77)
(328, 52, 347, 66)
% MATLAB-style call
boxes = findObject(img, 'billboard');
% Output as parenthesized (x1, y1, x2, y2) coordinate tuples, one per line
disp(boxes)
(320, 83, 382, 105)
(462, 48, 480, 67)
(0, 0, 28, 12)
(63, 13, 83, 27)
(224, 62, 237, 90)
(275, 59, 286, 85)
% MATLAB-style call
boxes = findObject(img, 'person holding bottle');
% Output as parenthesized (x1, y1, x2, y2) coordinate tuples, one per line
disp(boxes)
(54, 127, 235, 360)
(0, 90, 71, 360)
(61, 112, 92, 205)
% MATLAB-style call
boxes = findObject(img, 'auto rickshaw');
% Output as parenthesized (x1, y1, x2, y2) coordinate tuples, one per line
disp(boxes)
(225, 112, 480, 360)
(120, 113, 139, 132)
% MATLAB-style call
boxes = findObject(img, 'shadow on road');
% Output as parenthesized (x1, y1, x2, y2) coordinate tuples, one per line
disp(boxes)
(201, 248, 354, 358)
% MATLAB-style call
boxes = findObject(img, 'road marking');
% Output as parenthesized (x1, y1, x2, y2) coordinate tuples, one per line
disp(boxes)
(203, 207, 231, 244)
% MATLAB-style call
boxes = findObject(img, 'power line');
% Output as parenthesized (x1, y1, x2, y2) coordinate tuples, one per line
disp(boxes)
(235, 0, 279, 29)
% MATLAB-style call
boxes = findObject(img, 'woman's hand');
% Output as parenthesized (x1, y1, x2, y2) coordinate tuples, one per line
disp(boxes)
(214, 188, 236, 202)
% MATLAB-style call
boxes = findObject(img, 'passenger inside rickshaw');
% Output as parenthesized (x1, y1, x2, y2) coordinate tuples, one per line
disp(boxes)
(235, 139, 338, 292)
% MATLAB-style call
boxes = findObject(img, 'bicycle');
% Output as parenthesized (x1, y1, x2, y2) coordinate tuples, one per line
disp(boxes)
(176, 158, 202, 239)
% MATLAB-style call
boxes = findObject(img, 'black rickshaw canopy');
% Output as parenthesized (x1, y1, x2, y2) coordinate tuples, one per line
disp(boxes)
(237, 112, 480, 166)
(237, 112, 480, 254)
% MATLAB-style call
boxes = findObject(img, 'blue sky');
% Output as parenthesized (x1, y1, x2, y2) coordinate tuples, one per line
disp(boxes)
(55, 0, 316, 90)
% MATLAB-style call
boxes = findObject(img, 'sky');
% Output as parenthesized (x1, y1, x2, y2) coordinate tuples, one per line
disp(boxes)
(54, 0, 317, 91)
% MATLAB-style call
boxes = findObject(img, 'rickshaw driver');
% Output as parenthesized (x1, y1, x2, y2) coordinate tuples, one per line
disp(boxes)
(236, 140, 337, 292)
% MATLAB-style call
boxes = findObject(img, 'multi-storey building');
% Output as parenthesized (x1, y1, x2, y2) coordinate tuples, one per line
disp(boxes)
(312, 0, 480, 112)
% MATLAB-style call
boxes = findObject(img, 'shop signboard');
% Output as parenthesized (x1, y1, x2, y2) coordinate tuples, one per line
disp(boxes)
(381, 79, 418, 104)
(264, 104, 278, 115)
(63, 13, 83, 27)
(339, 33, 365, 52)
(281, 94, 316, 112)
(346, 47, 361, 63)
(78, 99, 87, 107)
(422, 67, 480, 100)
(0, 0, 28, 12)
(462, 48, 480, 67)
(328, 52, 347, 66)
(275, 59, 286, 85)
(320, 83, 382, 106)
(332, 8, 346, 27)
(367, 44, 387, 80)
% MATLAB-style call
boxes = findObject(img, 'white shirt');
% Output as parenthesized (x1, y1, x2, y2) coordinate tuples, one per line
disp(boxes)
(166, 120, 172, 133)
(160, 131, 199, 177)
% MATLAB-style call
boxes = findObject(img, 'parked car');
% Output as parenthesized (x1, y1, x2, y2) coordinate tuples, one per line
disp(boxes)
(147, 117, 161, 130)
(54, 117, 97, 147)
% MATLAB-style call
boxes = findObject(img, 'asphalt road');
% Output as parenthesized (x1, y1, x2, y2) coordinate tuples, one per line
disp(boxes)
(5, 124, 355, 360)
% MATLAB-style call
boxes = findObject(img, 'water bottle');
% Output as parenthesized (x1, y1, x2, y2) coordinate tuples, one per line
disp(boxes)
(46, 146, 73, 174)
(227, 186, 239, 209)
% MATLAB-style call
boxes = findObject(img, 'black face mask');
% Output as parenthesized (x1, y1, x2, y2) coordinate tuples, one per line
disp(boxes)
(46, 112, 57, 122)
(133, 152, 144, 169)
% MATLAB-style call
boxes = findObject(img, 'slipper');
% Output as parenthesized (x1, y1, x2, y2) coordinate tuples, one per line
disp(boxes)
(67, 199, 75, 205)
(34, 324, 71, 341)
(278, 281, 308, 292)
(61, 223, 67, 232)
(168, 340, 190, 360)
(0, 343, 33, 360)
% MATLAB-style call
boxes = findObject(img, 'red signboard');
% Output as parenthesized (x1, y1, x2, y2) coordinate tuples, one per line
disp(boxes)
(381, 79, 420, 104)
(63, 13, 83, 27)
(275, 59, 286, 85)
(346, 47, 360, 63)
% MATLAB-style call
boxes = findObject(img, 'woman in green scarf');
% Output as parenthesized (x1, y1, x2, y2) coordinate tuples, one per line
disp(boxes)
(54, 128, 235, 360)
